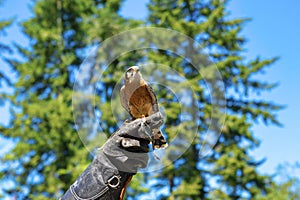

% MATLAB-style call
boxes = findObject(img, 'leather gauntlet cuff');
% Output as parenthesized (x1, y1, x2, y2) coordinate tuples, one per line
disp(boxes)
(61, 152, 135, 200)
(61, 112, 164, 200)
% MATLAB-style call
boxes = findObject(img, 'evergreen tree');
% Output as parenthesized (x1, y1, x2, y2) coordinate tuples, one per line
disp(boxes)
(146, 0, 281, 199)
(255, 179, 300, 200)
(256, 163, 300, 200)
(0, 0, 139, 199)
(0, 0, 283, 199)
(0, 12, 13, 91)
(0, 3, 14, 198)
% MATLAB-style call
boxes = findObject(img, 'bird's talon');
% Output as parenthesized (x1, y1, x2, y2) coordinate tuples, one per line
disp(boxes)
(142, 122, 152, 139)
(141, 115, 146, 123)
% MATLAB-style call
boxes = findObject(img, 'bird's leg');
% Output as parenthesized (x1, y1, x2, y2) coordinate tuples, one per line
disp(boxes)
(141, 114, 147, 123)
(142, 118, 161, 160)
(142, 120, 152, 140)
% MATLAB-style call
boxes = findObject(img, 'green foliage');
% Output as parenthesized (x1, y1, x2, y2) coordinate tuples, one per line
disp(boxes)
(0, 0, 292, 199)
(0, 16, 13, 87)
(255, 179, 300, 200)
(255, 163, 300, 200)
(0, 12, 13, 109)
(0, 0, 139, 199)
(146, 0, 283, 199)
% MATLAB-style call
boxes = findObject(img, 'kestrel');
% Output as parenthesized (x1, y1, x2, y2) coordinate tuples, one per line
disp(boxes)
(120, 66, 168, 149)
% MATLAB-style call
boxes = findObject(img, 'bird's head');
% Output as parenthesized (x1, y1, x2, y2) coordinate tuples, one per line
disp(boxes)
(124, 66, 142, 84)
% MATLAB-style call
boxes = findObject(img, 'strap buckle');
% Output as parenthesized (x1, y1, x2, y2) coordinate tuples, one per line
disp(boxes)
(107, 175, 121, 189)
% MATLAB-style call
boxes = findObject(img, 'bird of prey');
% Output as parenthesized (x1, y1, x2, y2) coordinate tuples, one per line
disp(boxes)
(120, 66, 168, 150)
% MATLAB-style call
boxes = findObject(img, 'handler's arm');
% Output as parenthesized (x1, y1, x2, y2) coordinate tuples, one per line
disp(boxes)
(61, 112, 164, 200)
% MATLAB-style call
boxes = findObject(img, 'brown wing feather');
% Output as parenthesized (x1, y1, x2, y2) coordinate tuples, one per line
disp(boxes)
(144, 83, 168, 149)
(145, 82, 159, 114)
(120, 85, 130, 114)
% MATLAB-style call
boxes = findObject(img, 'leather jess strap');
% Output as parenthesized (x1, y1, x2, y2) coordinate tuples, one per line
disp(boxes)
(120, 175, 133, 200)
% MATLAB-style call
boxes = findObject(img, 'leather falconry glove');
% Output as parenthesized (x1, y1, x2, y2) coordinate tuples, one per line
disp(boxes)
(61, 112, 164, 200)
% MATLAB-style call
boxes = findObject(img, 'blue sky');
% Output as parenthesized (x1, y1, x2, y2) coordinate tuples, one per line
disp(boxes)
(0, 0, 299, 189)
(226, 0, 300, 176)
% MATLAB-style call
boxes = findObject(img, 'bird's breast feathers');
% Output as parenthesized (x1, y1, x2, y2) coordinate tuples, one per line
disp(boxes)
(128, 85, 155, 118)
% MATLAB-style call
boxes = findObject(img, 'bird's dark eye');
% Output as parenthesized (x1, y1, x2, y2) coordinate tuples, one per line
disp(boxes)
(125, 70, 133, 80)
(127, 68, 133, 73)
